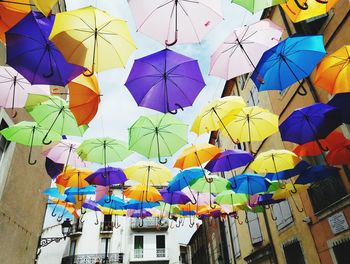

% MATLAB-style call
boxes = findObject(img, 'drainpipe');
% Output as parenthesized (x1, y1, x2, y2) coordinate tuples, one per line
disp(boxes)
(262, 210, 278, 264)
(226, 217, 237, 264)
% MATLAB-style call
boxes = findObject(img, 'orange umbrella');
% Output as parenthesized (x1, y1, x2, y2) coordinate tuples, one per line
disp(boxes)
(293, 131, 348, 157)
(124, 184, 163, 202)
(314, 45, 350, 94)
(55, 167, 91, 189)
(0, 3, 30, 44)
(67, 74, 101, 125)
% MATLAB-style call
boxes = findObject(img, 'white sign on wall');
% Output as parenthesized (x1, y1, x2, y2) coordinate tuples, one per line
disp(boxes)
(328, 211, 349, 235)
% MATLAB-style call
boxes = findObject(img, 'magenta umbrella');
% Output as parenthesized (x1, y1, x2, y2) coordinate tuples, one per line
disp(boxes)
(0, 66, 50, 117)
(42, 139, 88, 168)
(210, 19, 283, 80)
(128, 0, 223, 46)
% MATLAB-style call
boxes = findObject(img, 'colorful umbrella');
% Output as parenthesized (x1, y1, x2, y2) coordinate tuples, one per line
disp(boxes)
(49, 6, 136, 75)
(97, 195, 125, 210)
(251, 35, 326, 95)
(281, 0, 339, 23)
(328, 93, 350, 124)
(125, 200, 160, 210)
(128, 0, 223, 46)
(191, 96, 246, 143)
(265, 160, 310, 182)
(272, 183, 308, 212)
(85, 167, 127, 186)
(326, 143, 350, 165)
(125, 49, 205, 114)
(0, 121, 61, 164)
(25, 94, 87, 144)
(215, 190, 248, 207)
(81, 199, 101, 225)
(230, 173, 269, 195)
(231, 0, 285, 13)
(45, 157, 64, 179)
(0, 66, 50, 117)
(65, 186, 96, 196)
(295, 165, 340, 184)
(279, 103, 342, 145)
(314, 46, 350, 94)
(128, 113, 188, 163)
(33, 0, 58, 17)
(210, 19, 283, 80)
(6, 12, 85, 85)
(160, 189, 191, 217)
(55, 167, 91, 189)
(221, 106, 279, 148)
(124, 185, 163, 202)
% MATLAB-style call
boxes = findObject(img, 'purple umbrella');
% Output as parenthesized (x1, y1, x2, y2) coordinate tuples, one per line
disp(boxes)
(45, 157, 64, 179)
(85, 167, 127, 186)
(205, 150, 254, 173)
(279, 103, 342, 146)
(125, 49, 205, 114)
(81, 200, 101, 225)
(129, 209, 152, 218)
(160, 189, 192, 205)
(6, 12, 85, 86)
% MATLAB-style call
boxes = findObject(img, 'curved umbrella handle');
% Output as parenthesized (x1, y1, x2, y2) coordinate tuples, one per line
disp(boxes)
(83, 66, 94, 77)
(297, 86, 308, 96)
(94, 213, 99, 225)
(235, 214, 244, 225)
(138, 218, 144, 227)
(316, 0, 328, 3)
(176, 219, 182, 228)
(165, 30, 178, 47)
(290, 181, 298, 194)
(290, 192, 304, 212)
(189, 216, 195, 227)
(114, 216, 121, 229)
(80, 213, 85, 223)
(104, 195, 111, 204)
(170, 220, 176, 229)
(42, 133, 52, 145)
(81, 207, 87, 215)
(51, 203, 58, 217)
(270, 206, 277, 221)
(168, 103, 184, 115)
(293, 0, 309, 9)
(28, 146, 37, 165)
(158, 156, 168, 164)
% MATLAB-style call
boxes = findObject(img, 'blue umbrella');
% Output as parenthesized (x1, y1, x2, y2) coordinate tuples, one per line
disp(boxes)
(230, 173, 269, 195)
(97, 195, 125, 210)
(205, 150, 254, 173)
(6, 12, 85, 85)
(327, 93, 350, 124)
(266, 160, 310, 181)
(251, 35, 326, 95)
(125, 200, 160, 210)
(65, 185, 96, 195)
(43, 187, 67, 201)
(295, 165, 340, 185)
(279, 103, 342, 145)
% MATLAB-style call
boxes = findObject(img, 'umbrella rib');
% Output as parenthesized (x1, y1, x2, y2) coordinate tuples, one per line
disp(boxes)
(125, 74, 162, 84)
(65, 33, 95, 61)
(66, 14, 95, 31)
(167, 78, 194, 105)
(97, 35, 127, 67)
(178, 1, 201, 43)
(98, 30, 136, 49)
(136, 60, 163, 74)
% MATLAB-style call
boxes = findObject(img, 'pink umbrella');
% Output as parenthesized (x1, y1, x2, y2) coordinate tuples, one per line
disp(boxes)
(96, 185, 110, 202)
(0, 66, 50, 117)
(210, 19, 283, 80)
(42, 139, 89, 168)
(182, 188, 214, 206)
(128, 0, 223, 46)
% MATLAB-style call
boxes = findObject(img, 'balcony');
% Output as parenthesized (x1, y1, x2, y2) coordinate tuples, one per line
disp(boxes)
(130, 248, 169, 262)
(69, 221, 83, 237)
(62, 253, 123, 264)
(100, 221, 114, 234)
(130, 217, 168, 231)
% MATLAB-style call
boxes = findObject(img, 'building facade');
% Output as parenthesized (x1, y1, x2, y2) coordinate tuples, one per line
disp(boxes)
(0, 1, 68, 264)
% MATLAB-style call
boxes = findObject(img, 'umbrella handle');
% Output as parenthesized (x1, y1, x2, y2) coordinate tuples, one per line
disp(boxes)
(105, 195, 111, 204)
(51, 203, 58, 217)
(168, 104, 184, 115)
(293, 0, 308, 9)
(81, 207, 87, 215)
(176, 219, 182, 228)
(28, 146, 37, 165)
(290, 192, 304, 212)
(114, 216, 121, 229)
(189, 216, 195, 227)
(94, 211, 99, 225)
(188, 188, 198, 205)
(297, 86, 308, 96)
(270, 206, 277, 221)
(236, 216, 244, 225)
(165, 31, 178, 47)
(138, 218, 144, 227)
(80, 213, 85, 223)
(83, 68, 94, 77)
(42, 133, 53, 145)
(158, 156, 168, 164)
(316, 0, 328, 3)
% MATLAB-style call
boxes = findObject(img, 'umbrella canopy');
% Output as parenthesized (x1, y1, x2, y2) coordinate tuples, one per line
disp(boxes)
(49, 6, 136, 74)
(82, 200, 101, 211)
(33, 0, 58, 17)
(210, 19, 283, 80)
(328, 93, 350, 124)
(129, 210, 152, 218)
(251, 35, 326, 94)
(230, 173, 269, 195)
(55, 167, 92, 189)
(326, 143, 350, 165)
(159, 189, 191, 205)
(85, 167, 127, 186)
(67, 74, 101, 126)
(281, 0, 339, 23)
(0, 66, 50, 115)
(314, 46, 350, 94)
(125, 49, 205, 114)
(125, 200, 160, 210)
(128, 113, 188, 163)
(0, 121, 61, 164)
(42, 139, 88, 168)
(279, 103, 342, 145)
(272, 183, 309, 200)
(45, 157, 64, 179)
(266, 160, 310, 181)
(182, 188, 215, 206)
(205, 149, 254, 172)
(97, 195, 125, 210)
(295, 165, 340, 185)
(6, 12, 85, 85)
(25, 94, 87, 144)
(167, 168, 204, 192)
(250, 149, 300, 174)
(221, 106, 279, 143)
(214, 190, 248, 206)
(43, 187, 67, 200)
(65, 186, 96, 196)
(231, 0, 285, 13)
(124, 185, 163, 202)
(191, 96, 246, 142)
(128, 0, 223, 45)
(124, 161, 172, 186)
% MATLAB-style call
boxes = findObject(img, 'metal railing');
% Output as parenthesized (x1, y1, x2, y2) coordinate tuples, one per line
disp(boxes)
(100, 221, 114, 232)
(61, 253, 123, 264)
(156, 248, 166, 258)
(134, 249, 143, 259)
(70, 221, 83, 235)
(131, 248, 168, 260)
(130, 217, 169, 230)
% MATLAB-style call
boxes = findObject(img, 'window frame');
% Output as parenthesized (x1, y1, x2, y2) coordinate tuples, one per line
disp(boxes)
(283, 238, 306, 264)
(246, 211, 263, 245)
(272, 200, 294, 231)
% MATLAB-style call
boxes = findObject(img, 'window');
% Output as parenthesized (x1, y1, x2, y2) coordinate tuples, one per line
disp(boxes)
(134, 236, 144, 258)
(101, 238, 109, 255)
(230, 219, 240, 258)
(272, 200, 293, 230)
(283, 239, 305, 264)
(0, 119, 9, 161)
(102, 214, 113, 231)
(247, 212, 263, 245)
(247, 85, 259, 106)
(156, 235, 166, 257)
(294, 11, 333, 34)
(69, 240, 76, 257)
(332, 237, 350, 264)
(239, 74, 248, 90)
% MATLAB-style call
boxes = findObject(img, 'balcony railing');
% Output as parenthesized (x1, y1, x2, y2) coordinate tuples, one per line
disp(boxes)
(62, 253, 123, 264)
(130, 217, 168, 231)
(131, 248, 168, 261)
(100, 221, 114, 233)
(69, 221, 83, 236)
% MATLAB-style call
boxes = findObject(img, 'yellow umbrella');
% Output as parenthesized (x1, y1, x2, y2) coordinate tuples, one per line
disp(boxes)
(272, 183, 309, 212)
(314, 45, 350, 94)
(281, 0, 339, 23)
(49, 6, 136, 75)
(99, 206, 126, 216)
(191, 96, 246, 142)
(33, 0, 58, 17)
(250, 149, 300, 173)
(124, 184, 163, 202)
(221, 106, 279, 145)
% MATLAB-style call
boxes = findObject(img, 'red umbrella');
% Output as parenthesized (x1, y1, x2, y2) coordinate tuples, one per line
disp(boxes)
(326, 142, 350, 165)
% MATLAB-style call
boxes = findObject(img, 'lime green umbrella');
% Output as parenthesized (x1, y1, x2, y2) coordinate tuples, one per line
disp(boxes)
(215, 190, 249, 206)
(231, 0, 285, 13)
(0, 121, 61, 165)
(190, 175, 231, 209)
(25, 94, 87, 145)
(129, 113, 188, 164)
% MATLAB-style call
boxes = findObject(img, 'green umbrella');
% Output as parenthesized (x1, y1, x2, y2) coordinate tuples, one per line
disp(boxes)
(215, 190, 249, 206)
(190, 175, 231, 209)
(0, 121, 61, 165)
(25, 94, 87, 145)
(231, 0, 285, 13)
(128, 113, 188, 164)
